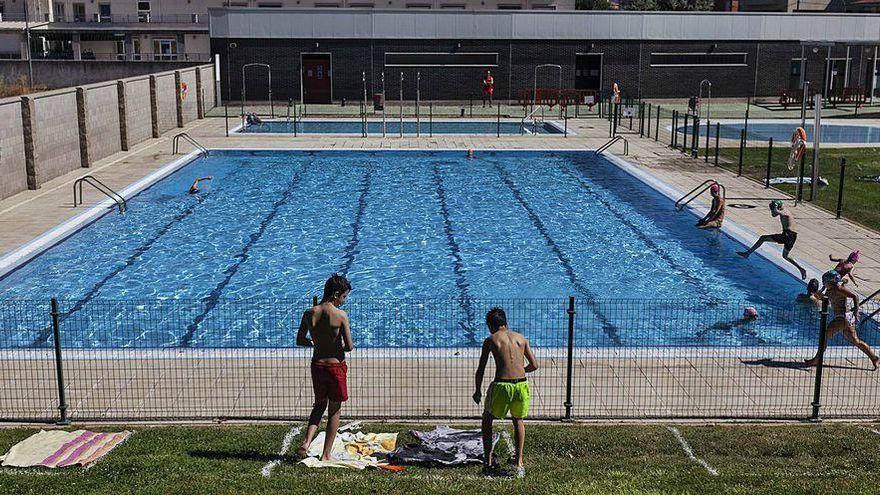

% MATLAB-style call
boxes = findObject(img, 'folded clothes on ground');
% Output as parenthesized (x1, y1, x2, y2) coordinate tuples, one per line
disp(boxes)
(389, 426, 498, 466)
(857, 175, 880, 183)
(768, 176, 829, 188)
(0, 430, 131, 468)
(301, 431, 398, 470)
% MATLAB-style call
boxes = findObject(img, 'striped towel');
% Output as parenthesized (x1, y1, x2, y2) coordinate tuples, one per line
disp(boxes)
(0, 430, 131, 468)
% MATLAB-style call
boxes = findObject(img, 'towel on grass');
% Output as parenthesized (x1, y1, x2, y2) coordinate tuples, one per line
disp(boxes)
(301, 431, 398, 470)
(0, 430, 131, 468)
(389, 426, 497, 466)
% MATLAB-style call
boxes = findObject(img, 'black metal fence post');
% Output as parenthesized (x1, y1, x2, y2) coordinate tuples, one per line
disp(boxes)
(564, 296, 575, 420)
(797, 155, 807, 202)
(646, 104, 652, 138)
(293, 103, 298, 137)
(691, 118, 700, 158)
(671, 110, 677, 148)
(704, 119, 710, 163)
(224, 100, 229, 137)
(737, 128, 745, 176)
(50, 298, 69, 425)
(765, 137, 774, 188)
(655, 105, 661, 142)
(683, 113, 689, 152)
(469, 97, 473, 118)
(496, 103, 501, 138)
(714, 122, 720, 167)
(811, 297, 830, 421)
(429, 102, 433, 138)
(836, 157, 846, 219)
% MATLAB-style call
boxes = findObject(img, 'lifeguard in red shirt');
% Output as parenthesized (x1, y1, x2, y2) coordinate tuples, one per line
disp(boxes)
(482, 70, 495, 107)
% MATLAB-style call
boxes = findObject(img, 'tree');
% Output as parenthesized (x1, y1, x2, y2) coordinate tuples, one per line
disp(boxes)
(624, 0, 660, 9)
(576, 0, 613, 9)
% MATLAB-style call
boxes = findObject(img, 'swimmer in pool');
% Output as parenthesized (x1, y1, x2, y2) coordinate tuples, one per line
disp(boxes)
(804, 273, 879, 370)
(696, 184, 725, 230)
(738, 200, 807, 280)
(188, 176, 213, 194)
(795, 278, 822, 307)
(829, 250, 860, 287)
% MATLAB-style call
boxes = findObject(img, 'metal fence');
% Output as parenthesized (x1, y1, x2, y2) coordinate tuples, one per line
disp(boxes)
(2, 296, 879, 423)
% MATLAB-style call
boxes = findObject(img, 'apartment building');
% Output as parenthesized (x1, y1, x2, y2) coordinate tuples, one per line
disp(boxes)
(0, 0, 573, 61)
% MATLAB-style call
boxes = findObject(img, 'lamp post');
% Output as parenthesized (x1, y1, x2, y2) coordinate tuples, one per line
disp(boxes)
(23, 0, 34, 88)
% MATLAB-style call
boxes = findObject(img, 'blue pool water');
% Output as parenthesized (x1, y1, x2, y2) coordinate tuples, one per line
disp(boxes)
(237, 120, 563, 135)
(690, 122, 880, 144)
(0, 151, 816, 349)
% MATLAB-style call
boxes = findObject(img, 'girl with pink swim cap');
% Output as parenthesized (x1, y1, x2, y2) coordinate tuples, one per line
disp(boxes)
(829, 250, 860, 287)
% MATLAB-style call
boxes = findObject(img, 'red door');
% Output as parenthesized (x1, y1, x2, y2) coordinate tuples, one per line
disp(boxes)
(302, 56, 331, 104)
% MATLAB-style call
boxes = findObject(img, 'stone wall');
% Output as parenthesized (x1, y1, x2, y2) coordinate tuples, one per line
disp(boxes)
(200, 65, 217, 111)
(0, 98, 26, 200)
(0, 64, 213, 201)
(84, 83, 122, 164)
(0, 60, 209, 90)
(124, 77, 153, 148)
(32, 90, 80, 184)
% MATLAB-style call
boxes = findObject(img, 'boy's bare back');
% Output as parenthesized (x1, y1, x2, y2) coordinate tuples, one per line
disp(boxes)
(486, 330, 536, 381)
(298, 303, 353, 363)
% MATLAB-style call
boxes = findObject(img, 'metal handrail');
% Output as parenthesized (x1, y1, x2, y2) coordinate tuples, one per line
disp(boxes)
(674, 180, 725, 211)
(172, 132, 208, 157)
(73, 176, 126, 214)
(521, 105, 545, 135)
(860, 288, 880, 308)
(595, 136, 628, 156)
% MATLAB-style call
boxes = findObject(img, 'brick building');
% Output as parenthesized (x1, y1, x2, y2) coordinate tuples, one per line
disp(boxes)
(210, 10, 880, 103)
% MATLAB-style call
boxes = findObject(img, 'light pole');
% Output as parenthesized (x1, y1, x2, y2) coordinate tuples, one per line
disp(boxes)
(23, 0, 34, 88)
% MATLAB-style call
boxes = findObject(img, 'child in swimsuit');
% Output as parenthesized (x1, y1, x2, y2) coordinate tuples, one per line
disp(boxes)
(829, 250, 860, 287)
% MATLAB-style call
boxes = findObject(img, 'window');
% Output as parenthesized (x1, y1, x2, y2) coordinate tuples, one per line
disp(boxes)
(497, 4, 523, 9)
(73, 3, 86, 22)
(0, 2, 5, 15)
(385, 52, 498, 67)
(406, 2, 432, 7)
(115, 37, 125, 61)
(133, 38, 141, 61)
(314, 2, 340, 6)
(153, 39, 178, 61)
(441, 3, 466, 7)
(649, 52, 748, 67)
(54, 2, 65, 21)
(349, 2, 375, 6)
(258, 2, 283, 6)
(138, 1, 151, 22)
(98, 4, 111, 22)
(531, 3, 556, 8)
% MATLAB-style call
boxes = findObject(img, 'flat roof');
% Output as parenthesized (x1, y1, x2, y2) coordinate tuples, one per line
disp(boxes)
(209, 9, 880, 42)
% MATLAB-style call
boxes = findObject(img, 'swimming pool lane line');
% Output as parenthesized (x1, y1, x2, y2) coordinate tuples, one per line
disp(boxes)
(29, 194, 210, 346)
(338, 164, 374, 278)
(490, 161, 622, 346)
(178, 159, 313, 347)
(558, 163, 718, 301)
(431, 161, 477, 339)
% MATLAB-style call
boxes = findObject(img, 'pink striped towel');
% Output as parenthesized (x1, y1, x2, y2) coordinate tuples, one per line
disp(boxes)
(0, 430, 131, 468)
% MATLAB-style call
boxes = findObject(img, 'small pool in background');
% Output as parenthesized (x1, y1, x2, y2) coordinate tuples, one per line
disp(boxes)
(688, 121, 880, 144)
(0, 150, 824, 349)
(236, 120, 565, 135)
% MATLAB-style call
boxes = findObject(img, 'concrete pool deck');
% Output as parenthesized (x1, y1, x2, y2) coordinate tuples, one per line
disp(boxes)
(1, 114, 879, 420)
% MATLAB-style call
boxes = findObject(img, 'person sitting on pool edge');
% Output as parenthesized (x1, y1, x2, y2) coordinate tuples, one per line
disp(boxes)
(473, 307, 538, 479)
(295, 274, 354, 461)
(737, 200, 807, 280)
(188, 176, 213, 194)
(696, 184, 725, 230)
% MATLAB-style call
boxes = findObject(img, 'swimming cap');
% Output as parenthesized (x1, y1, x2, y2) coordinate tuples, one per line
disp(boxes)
(743, 307, 758, 320)
(848, 250, 861, 263)
(770, 200, 783, 210)
(822, 269, 842, 287)
(710, 184, 720, 194)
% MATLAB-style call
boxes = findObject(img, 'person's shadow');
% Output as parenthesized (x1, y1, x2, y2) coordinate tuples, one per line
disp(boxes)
(188, 449, 281, 464)
(741, 358, 868, 372)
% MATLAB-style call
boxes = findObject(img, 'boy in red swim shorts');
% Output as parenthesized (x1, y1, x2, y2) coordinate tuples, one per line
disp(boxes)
(295, 274, 354, 461)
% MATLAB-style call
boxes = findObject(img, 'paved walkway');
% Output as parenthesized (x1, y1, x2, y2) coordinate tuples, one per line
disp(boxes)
(1, 113, 879, 421)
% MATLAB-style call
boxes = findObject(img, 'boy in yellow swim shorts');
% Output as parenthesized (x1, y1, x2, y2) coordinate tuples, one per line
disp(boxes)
(473, 307, 539, 479)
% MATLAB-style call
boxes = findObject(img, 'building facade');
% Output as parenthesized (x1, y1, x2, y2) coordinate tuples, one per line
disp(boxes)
(210, 10, 880, 102)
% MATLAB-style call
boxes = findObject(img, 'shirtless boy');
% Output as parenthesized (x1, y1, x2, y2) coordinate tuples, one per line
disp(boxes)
(804, 273, 879, 370)
(473, 307, 538, 479)
(738, 200, 807, 280)
(295, 274, 354, 460)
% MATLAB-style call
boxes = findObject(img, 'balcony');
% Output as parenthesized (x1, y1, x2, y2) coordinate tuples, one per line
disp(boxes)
(28, 51, 212, 62)
(2, 13, 209, 25)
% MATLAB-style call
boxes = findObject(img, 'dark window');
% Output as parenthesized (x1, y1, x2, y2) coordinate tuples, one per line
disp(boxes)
(385, 52, 499, 67)
(258, 2, 283, 6)
(649, 52, 748, 67)
(498, 4, 523, 9)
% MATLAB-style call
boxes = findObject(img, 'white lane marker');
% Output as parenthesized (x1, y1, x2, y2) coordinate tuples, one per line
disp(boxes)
(859, 426, 880, 436)
(500, 431, 513, 456)
(666, 426, 718, 476)
(261, 424, 303, 478)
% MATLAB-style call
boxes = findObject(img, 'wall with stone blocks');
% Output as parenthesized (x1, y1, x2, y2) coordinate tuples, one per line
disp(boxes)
(84, 83, 122, 164)
(181, 69, 198, 124)
(124, 78, 152, 148)
(0, 99, 26, 201)
(32, 90, 80, 184)
(156, 73, 177, 134)
(200, 66, 216, 111)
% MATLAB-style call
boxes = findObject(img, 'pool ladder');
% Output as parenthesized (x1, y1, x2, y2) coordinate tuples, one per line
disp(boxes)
(172, 132, 209, 158)
(674, 179, 724, 211)
(73, 175, 127, 214)
(595, 136, 628, 156)
(858, 288, 880, 328)
(520, 106, 545, 135)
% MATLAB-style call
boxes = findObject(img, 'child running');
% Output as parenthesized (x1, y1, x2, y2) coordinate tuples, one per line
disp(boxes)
(805, 273, 879, 370)
(295, 274, 354, 461)
(473, 307, 538, 479)
(828, 250, 860, 287)
(738, 200, 807, 280)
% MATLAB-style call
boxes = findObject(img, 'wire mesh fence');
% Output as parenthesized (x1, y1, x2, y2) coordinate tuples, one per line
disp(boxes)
(2, 296, 879, 423)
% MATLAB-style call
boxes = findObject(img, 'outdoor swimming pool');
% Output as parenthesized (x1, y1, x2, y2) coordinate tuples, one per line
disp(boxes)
(236, 120, 565, 135)
(691, 121, 880, 144)
(0, 150, 815, 349)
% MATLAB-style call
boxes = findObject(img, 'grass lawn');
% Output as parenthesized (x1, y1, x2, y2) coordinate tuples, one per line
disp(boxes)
(717, 146, 880, 231)
(1, 423, 879, 495)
